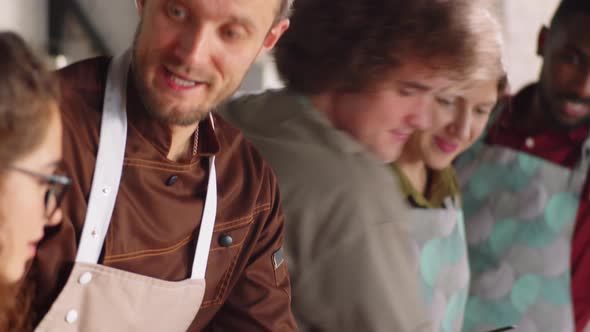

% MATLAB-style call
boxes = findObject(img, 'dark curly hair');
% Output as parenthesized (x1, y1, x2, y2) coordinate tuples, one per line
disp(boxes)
(551, 0, 590, 27)
(274, 0, 483, 94)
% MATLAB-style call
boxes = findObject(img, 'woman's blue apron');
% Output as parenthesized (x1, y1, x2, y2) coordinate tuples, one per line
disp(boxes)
(403, 196, 469, 332)
(455, 137, 590, 332)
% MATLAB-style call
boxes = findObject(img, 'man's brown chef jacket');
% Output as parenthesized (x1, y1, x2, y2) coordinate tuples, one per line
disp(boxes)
(29, 57, 297, 331)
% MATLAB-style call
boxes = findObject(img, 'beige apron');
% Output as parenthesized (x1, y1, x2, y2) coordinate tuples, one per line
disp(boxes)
(402, 196, 469, 332)
(35, 50, 218, 332)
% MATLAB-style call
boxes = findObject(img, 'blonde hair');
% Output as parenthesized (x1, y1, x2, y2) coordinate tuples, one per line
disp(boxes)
(462, 1, 507, 90)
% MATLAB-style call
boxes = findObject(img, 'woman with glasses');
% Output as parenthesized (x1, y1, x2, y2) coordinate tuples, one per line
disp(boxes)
(0, 32, 71, 330)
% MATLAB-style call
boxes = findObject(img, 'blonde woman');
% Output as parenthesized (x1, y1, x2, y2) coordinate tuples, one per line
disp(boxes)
(392, 4, 507, 331)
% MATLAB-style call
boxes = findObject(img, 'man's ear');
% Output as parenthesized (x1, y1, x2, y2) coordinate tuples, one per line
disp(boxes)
(537, 26, 549, 57)
(261, 19, 290, 53)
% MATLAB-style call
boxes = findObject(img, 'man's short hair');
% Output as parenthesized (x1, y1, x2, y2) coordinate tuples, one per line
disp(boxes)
(551, 0, 590, 27)
(274, 0, 485, 94)
(278, 0, 294, 19)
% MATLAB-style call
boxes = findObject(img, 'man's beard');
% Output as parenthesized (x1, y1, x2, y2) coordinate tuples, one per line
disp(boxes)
(131, 64, 211, 126)
(130, 21, 216, 126)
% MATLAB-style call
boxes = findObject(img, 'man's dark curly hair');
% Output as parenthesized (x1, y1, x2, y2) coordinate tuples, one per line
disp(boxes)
(551, 0, 590, 27)
(274, 0, 481, 94)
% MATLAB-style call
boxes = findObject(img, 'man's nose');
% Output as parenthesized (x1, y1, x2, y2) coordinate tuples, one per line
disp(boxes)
(407, 97, 433, 130)
(175, 27, 214, 66)
(571, 68, 590, 100)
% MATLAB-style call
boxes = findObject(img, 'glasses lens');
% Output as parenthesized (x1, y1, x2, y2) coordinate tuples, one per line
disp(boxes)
(45, 182, 68, 218)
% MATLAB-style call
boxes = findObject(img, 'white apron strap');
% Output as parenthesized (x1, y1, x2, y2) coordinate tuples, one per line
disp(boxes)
(191, 115, 217, 279)
(571, 136, 590, 195)
(76, 50, 131, 264)
(75, 49, 218, 280)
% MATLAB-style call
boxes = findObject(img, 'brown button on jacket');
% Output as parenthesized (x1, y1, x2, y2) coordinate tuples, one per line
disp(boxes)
(30, 57, 297, 331)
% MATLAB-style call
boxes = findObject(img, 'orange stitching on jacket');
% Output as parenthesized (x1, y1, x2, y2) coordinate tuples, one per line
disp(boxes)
(213, 204, 271, 231)
(123, 163, 197, 173)
(216, 238, 246, 303)
(213, 219, 252, 232)
(209, 237, 247, 252)
(201, 244, 243, 307)
(124, 157, 201, 169)
(102, 204, 269, 263)
(103, 234, 193, 262)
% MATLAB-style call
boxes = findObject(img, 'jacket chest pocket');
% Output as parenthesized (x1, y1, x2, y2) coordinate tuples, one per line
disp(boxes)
(201, 220, 252, 307)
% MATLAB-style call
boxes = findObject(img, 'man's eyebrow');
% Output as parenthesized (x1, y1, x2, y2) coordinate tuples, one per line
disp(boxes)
(396, 80, 432, 91)
(479, 101, 498, 108)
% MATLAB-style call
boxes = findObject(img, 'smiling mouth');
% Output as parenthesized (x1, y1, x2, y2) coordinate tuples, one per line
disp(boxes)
(561, 101, 590, 119)
(434, 136, 459, 154)
(170, 74, 196, 87)
(391, 130, 413, 142)
(162, 67, 208, 91)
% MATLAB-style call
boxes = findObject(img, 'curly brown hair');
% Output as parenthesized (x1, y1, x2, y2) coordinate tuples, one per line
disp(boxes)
(274, 0, 484, 94)
(0, 31, 59, 331)
(551, 0, 590, 26)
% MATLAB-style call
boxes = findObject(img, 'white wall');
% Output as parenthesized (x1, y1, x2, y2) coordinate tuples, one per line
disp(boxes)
(258, 1, 566, 93)
(0, 0, 137, 65)
(0, 0, 565, 92)
(240, 54, 283, 93)
(0, 0, 48, 53)
(501, 0, 560, 90)
(76, 0, 138, 54)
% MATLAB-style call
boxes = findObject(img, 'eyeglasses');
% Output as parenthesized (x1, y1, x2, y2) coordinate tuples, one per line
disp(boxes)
(9, 166, 72, 219)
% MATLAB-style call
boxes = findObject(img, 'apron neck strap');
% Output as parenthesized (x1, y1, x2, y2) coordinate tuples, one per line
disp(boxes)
(75, 50, 130, 264)
(76, 51, 218, 280)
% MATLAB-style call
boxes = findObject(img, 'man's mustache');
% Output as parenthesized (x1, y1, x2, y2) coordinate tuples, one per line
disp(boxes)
(557, 94, 590, 106)
(164, 59, 215, 84)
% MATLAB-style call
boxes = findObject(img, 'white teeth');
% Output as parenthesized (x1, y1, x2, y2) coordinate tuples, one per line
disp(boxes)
(566, 102, 588, 114)
(170, 75, 197, 87)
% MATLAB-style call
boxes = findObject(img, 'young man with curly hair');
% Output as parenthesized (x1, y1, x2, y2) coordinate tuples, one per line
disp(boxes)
(221, 0, 492, 330)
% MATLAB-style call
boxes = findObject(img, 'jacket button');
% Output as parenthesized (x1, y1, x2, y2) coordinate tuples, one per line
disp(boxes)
(166, 175, 178, 186)
(219, 235, 233, 247)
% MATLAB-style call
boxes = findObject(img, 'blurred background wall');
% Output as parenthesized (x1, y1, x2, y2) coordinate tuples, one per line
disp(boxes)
(0, 0, 561, 93)
(0, 0, 48, 55)
(501, 0, 560, 90)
